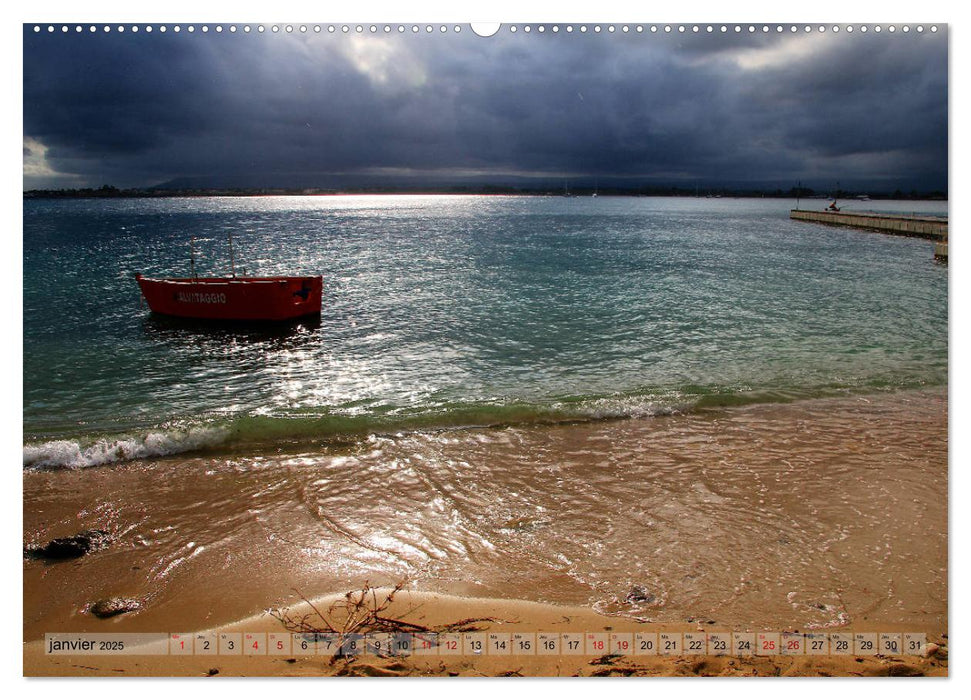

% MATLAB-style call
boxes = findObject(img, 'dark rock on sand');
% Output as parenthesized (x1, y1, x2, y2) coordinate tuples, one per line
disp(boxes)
(90, 597, 143, 618)
(887, 663, 924, 677)
(590, 653, 623, 666)
(625, 585, 656, 605)
(25, 529, 111, 561)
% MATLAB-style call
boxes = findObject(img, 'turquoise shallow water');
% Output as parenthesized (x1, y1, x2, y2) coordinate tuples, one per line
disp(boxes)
(22, 195, 947, 468)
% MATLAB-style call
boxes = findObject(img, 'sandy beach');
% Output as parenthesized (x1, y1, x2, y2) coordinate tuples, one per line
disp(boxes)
(23, 590, 948, 677)
(23, 388, 947, 677)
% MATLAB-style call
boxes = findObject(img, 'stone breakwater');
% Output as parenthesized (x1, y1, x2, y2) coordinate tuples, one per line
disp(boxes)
(790, 209, 947, 241)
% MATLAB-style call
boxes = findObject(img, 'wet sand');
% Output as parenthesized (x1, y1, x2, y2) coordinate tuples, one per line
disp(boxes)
(23, 389, 947, 676)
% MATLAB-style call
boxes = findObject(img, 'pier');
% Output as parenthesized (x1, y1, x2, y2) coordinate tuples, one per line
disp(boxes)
(789, 209, 947, 241)
(790, 209, 947, 261)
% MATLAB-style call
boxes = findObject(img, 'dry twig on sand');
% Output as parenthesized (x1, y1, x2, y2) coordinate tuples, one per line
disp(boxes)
(269, 581, 504, 661)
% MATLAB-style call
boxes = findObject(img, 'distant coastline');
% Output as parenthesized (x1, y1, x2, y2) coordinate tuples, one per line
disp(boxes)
(22, 184, 948, 201)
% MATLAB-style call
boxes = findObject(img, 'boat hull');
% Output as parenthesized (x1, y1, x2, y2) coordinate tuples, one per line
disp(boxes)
(136, 275, 323, 321)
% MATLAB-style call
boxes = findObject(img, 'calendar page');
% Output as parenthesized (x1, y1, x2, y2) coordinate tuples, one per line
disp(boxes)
(21, 5, 949, 682)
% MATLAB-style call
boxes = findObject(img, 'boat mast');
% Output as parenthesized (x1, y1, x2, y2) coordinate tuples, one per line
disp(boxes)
(190, 236, 197, 280)
(228, 232, 237, 279)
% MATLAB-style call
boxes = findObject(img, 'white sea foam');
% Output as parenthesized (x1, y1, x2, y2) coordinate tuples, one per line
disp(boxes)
(23, 426, 229, 470)
(567, 395, 686, 421)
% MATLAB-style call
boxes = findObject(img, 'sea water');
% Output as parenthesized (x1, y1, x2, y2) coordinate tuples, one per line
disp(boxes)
(23, 195, 947, 468)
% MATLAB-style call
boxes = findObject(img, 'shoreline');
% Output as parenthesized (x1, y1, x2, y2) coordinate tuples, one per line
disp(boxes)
(23, 382, 948, 472)
(23, 190, 950, 202)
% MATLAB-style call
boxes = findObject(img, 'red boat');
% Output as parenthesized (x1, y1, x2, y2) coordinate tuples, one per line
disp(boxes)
(137, 233, 323, 322)
(136, 275, 323, 321)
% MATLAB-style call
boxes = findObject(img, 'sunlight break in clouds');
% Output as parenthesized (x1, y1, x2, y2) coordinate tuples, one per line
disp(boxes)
(342, 35, 428, 89)
(729, 33, 836, 71)
(22, 137, 58, 180)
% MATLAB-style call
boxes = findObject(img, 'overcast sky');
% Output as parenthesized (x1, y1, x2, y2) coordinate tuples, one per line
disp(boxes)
(23, 24, 948, 192)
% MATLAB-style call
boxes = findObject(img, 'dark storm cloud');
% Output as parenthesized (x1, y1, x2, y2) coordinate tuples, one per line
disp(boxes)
(22, 25, 948, 191)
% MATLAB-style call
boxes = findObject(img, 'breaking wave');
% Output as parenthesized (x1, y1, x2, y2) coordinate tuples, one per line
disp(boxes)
(22, 382, 917, 470)
(23, 426, 231, 470)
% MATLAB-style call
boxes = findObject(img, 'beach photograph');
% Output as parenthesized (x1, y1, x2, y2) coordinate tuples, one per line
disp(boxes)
(20, 12, 950, 681)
